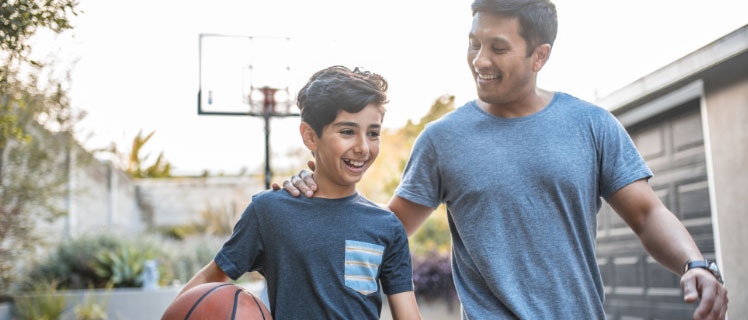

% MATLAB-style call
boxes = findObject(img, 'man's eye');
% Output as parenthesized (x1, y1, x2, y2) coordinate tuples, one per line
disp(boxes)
(492, 47, 507, 53)
(469, 42, 481, 50)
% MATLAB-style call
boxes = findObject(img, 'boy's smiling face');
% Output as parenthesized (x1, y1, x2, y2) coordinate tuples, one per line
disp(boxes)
(302, 103, 383, 197)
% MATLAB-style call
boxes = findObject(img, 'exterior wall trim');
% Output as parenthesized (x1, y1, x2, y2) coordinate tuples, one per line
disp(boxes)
(615, 79, 703, 127)
(599, 24, 748, 112)
(699, 92, 724, 280)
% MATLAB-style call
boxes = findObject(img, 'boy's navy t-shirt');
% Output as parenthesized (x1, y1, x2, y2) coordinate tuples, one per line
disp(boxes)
(215, 190, 413, 319)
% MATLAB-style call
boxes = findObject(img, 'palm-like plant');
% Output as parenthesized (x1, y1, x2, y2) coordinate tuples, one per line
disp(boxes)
(123, 130, 172, 178)
(91, 242, 157, 288)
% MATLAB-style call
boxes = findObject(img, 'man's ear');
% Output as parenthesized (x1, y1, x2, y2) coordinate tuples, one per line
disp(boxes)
(531, 43, 551, 72)
(300, 122, 318, 152)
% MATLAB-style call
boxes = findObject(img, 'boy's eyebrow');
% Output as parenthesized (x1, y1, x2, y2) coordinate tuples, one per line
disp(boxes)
(332, 122, 382, 129)
(331, 121, 360, 128)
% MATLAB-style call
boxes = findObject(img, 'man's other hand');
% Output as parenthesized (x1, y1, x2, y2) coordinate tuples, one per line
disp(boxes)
(681, 267, 728, 320)
(271, 160, 318, 198)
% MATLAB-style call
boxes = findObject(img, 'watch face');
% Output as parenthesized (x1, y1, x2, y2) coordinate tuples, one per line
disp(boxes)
(707, 262, 724, 284)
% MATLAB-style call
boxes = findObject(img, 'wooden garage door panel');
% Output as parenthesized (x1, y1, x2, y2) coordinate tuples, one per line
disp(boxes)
(678, 180, 710, 219)
(635, 125, 666, 160)
(597, 100, 713, 319)
(672, 110, 704, 151)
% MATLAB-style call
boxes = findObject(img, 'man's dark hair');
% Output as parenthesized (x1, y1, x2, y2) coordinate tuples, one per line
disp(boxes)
(471, 0, 557, 56)
(297, 66, 388, 137)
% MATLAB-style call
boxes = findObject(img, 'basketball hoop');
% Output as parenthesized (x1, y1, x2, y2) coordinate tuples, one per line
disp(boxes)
(248, 85, 295, 116)
(197, 33, 300, 189)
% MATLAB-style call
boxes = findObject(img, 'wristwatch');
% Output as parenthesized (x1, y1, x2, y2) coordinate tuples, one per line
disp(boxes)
(684, 259, 724, 285)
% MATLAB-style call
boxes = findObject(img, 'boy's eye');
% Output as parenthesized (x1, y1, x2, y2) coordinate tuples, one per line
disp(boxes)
(340, 129, 354, 135)
(368, 131, 380, 138)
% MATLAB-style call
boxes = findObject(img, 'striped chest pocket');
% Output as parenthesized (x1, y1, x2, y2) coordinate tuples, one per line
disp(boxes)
(344, 240, 385, 295)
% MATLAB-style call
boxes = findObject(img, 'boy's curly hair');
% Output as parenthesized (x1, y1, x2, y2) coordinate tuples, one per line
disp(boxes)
(297, 66, 388, 137)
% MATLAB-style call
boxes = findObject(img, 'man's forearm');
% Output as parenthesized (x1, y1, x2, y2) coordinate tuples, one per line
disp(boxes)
(388, 196, 435, 236)
(633, 207, 703, 275)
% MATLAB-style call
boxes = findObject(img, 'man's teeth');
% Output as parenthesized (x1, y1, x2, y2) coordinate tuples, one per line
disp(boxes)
(478, 74, 500, 80)
(344, 159, 365, 168)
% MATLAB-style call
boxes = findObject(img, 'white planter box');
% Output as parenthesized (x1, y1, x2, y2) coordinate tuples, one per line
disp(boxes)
(4, 282, 265, 320)
(0, 303, 11, 320)
(60, 286, 180, 319)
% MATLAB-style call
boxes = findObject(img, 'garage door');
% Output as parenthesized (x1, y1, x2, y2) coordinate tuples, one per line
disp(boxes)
(596, 98, 715, 320)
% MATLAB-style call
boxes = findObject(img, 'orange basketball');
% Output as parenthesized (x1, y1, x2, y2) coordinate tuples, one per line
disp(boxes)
(162, 283, 272, 320)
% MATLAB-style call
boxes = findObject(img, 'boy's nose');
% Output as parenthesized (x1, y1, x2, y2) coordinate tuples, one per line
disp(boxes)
(353, 135, 369, 154)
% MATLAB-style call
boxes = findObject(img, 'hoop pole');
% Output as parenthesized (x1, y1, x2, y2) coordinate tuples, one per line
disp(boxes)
(263, 113, 271, 190)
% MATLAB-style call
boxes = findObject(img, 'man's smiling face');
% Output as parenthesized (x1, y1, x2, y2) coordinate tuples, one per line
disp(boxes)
(467, 12, 537, 106)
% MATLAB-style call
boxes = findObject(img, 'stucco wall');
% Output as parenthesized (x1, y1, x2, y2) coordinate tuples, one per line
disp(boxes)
(63, 154, 144, 237)
(135, 176, 264, 227)
(704, 71, 748, 316)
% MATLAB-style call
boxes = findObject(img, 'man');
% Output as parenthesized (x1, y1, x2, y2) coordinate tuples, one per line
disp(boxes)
(277, 0, 728, 318)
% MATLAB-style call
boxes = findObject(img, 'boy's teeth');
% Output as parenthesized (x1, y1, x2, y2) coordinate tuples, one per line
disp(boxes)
(344, 159, 365, 168)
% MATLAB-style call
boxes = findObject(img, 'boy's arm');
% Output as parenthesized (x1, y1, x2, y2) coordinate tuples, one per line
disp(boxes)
(387, 291, 422, 320)
(175, 260, 231, 298)
(608, 179, 728, 320)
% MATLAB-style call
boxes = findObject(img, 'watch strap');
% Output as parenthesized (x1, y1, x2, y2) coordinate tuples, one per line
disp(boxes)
(685, 259, 724, 285)
(684, 259, 708, 273)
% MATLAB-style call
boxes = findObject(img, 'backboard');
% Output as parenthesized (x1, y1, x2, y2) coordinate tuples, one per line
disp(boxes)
(198, 34, 299, 115)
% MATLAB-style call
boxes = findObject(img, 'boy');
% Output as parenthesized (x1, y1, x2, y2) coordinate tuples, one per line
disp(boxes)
(175, 66, 421, 320)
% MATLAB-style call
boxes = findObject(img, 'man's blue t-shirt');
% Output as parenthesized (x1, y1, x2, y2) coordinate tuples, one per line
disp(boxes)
(214, 190, 413, 319)
(395, 92, 652, 319)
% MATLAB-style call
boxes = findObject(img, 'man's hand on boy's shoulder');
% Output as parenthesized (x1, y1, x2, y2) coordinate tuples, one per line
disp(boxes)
(272, 160, 318, 198)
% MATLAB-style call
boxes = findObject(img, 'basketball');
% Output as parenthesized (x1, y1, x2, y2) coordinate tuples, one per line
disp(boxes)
(162, 283, 272, 320)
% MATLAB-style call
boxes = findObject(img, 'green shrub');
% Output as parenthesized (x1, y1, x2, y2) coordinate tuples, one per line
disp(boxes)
(26, 232, 239, 290)
(26, 233, 120, 289)
(13, 280, 66, 320)
(27, 233, 163, 289)
(91, 240, 159, 288)
(73, 283, 112, 320)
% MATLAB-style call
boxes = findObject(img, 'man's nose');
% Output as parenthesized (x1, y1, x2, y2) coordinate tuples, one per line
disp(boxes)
(472, 48, 492, 70)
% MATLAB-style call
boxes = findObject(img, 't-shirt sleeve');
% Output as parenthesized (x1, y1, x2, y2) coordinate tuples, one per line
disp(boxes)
(394, 129, 442, 208)
(214, 203, 265, 280)
(379, 222, 414, 295)
(597, 110, 653, 199)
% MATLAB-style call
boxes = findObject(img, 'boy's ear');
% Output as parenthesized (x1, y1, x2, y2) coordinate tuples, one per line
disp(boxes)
(300, 122, 318, 152)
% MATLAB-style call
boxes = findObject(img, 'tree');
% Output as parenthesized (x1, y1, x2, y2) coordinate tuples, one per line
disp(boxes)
(0, 0, 78, 62)
(0, 67, 78, 295)
(0, 0, 80, 295)
(1, 0, 80, 153)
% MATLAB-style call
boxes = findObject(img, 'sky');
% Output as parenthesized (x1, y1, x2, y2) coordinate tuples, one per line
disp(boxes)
(29, 0, 748, 176)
